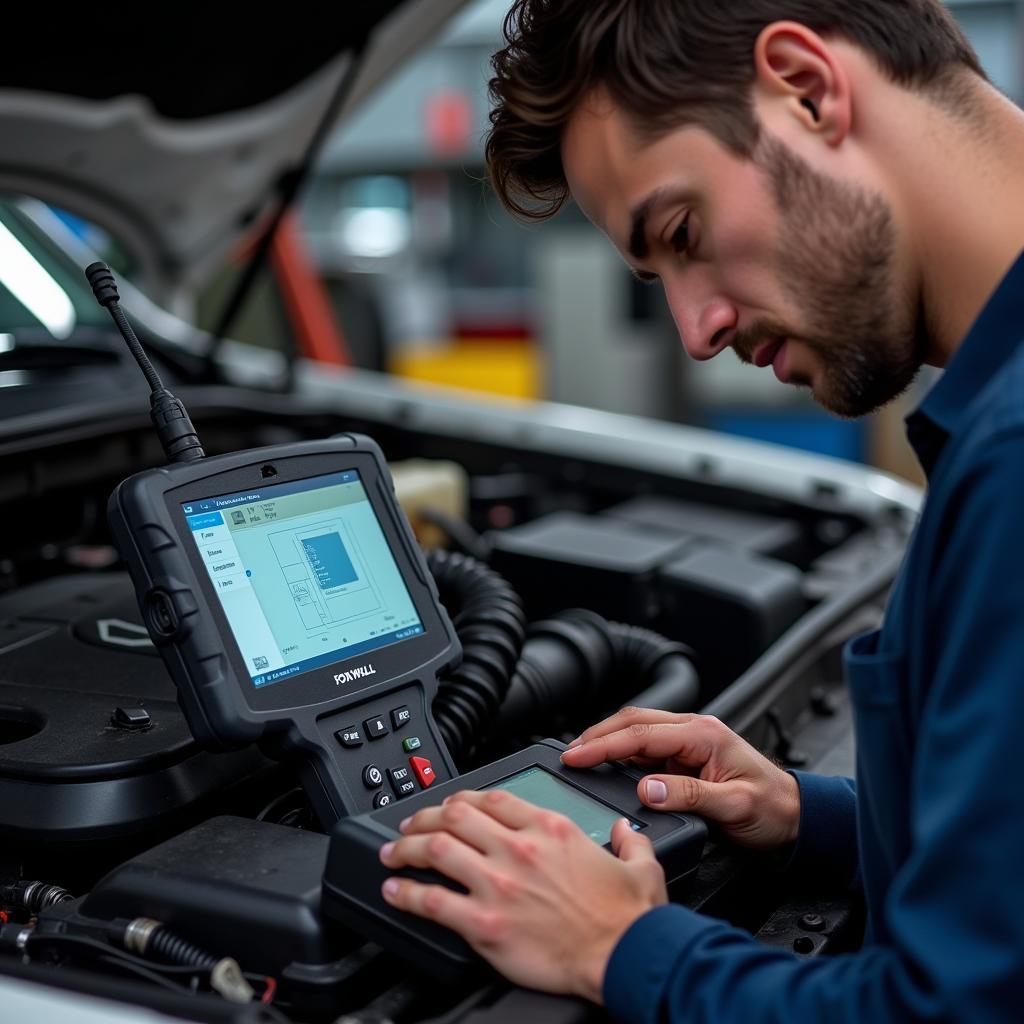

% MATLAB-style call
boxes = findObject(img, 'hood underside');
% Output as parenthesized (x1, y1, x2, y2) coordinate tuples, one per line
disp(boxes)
(0, 1, 471, 296)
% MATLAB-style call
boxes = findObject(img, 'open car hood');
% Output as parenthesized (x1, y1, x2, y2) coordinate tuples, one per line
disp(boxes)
(0, 2, 470, 295)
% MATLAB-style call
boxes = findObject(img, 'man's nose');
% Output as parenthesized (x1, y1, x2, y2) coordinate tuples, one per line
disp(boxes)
(665, 285, 737, 362)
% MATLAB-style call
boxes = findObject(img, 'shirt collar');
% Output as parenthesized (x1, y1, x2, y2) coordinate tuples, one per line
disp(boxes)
(906, 249, 1024, 477)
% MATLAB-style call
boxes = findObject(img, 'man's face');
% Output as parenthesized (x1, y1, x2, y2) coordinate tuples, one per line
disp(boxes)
(561, 91, 926, 418)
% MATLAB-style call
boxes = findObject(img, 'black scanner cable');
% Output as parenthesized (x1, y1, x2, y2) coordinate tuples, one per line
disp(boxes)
(85, 261, 206, 465)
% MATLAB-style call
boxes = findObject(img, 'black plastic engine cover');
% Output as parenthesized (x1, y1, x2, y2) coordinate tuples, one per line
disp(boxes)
(80, 816, 385, 1014)
(488, 511, 692, 622)
(0, 574, 266, 840)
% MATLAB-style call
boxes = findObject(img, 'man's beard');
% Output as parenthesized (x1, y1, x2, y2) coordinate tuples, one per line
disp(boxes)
(732, 134, 926, 418)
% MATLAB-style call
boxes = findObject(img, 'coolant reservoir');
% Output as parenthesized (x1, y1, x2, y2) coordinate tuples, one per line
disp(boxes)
(390, 459, 468, 550)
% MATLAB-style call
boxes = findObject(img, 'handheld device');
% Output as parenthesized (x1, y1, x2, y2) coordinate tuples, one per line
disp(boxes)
(321, 739, 707, 977)
(87, 263, 461, 825)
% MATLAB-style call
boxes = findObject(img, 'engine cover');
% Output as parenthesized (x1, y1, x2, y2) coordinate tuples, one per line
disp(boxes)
(0, 573, 266, 841)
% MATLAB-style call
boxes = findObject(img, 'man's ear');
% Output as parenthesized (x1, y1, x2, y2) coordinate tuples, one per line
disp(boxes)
(752, 21, 852, 147)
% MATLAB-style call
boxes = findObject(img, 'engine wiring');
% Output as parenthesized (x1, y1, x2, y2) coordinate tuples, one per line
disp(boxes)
(5, 926, 287, 1019)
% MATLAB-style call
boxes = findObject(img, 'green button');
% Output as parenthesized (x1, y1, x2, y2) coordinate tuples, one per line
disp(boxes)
(402, 736, 422, 753)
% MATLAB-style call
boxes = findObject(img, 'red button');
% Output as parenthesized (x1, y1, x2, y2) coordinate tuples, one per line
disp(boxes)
(409, 755, 436, 788)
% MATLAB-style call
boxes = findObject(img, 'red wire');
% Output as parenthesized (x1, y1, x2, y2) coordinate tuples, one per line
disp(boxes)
(261, 976, 277, 1005)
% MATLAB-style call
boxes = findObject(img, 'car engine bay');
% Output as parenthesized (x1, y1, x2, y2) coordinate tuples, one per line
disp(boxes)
(0, 365, 913, 1022)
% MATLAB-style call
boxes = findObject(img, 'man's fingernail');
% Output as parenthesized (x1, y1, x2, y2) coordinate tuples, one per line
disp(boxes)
(380, 842, 395, 861)
(399, 817, 412, 833)
(382, 878, 400, 899)
(645, 779, 668, 804)
(566, 737, 583, 749)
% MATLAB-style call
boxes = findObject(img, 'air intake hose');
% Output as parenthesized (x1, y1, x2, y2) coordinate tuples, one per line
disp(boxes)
(606, 619, 700, 712)
(496, 608, 699, 738)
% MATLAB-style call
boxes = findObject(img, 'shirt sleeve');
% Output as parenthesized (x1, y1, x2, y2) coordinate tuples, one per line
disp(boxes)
(603, 432, 1024, 1024)
(783, 771, 858, 887)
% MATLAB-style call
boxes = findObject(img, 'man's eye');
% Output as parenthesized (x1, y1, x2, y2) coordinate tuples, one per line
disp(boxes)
(670, 214, 691, 254)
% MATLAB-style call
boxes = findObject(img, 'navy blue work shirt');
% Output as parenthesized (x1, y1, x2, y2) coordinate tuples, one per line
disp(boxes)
(603, 250, 1024, 1023)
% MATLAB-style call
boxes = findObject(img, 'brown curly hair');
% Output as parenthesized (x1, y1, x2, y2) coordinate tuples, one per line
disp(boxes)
(486, 0, 983, 220)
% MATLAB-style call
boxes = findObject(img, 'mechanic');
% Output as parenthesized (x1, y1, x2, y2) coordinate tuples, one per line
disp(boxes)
(379, 2, 1024, 1020)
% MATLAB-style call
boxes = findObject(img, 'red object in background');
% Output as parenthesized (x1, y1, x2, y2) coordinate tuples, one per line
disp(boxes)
(269, 211, 351, 367)
(425, 90, 473, 156)
(454, 322, 532, 341)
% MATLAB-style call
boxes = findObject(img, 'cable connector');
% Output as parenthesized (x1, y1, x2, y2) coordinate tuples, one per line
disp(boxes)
(211, 958, 255, 1003)
(149, 389, 206, 463)
(84, 262, 206, 465)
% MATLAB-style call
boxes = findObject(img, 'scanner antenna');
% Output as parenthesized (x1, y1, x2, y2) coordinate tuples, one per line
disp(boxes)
(85, 261, 205, 464)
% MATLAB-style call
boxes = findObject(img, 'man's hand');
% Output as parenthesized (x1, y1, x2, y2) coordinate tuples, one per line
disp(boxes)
(561, 708, 800, 850)
(379, 789, 667, 1002)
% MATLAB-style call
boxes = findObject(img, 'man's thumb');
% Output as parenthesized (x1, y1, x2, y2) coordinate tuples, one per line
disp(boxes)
(641, 774, 723, 818)
(611, 818, 657, 863)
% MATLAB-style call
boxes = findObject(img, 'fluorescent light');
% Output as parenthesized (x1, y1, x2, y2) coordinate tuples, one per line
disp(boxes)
(0, 221, 76, 339)
(338, 207, 411, 259)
